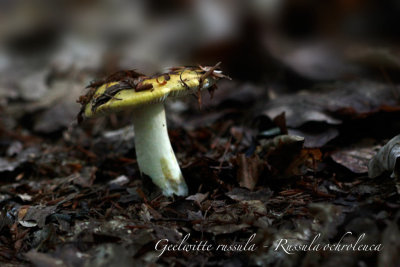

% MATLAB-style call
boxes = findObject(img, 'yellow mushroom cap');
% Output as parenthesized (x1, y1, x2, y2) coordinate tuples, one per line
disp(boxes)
(80, 66, 227, 120)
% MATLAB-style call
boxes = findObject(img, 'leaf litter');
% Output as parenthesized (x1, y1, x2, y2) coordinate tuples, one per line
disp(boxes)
(1, 79, 399, 266)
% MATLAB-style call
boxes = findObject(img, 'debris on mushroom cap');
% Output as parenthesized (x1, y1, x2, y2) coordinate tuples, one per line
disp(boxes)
(77, 63, 230, 123)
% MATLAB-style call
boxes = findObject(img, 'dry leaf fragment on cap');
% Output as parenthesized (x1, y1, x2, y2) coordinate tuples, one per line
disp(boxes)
(77, 63, 229, 197)
(368, 135, 400, 178)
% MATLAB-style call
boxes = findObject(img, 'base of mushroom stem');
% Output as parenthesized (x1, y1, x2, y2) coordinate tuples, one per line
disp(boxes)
(132, 102, 188, 196)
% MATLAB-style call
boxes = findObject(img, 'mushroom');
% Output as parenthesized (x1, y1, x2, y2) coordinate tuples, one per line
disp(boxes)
(78, 64, 229, 196)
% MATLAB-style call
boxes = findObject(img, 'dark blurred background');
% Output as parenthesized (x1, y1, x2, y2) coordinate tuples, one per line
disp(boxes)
(1, 0, 400, 135)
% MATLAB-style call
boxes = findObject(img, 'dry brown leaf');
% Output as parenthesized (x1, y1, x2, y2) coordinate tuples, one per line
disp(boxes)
(369, 135, 400, 178)
(236, 154, 265, 190)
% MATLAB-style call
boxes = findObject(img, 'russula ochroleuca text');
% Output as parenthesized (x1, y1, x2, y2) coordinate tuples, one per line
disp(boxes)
(77, 63, 229, 196)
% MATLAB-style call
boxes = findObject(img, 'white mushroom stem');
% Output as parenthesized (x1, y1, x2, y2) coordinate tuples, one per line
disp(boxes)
(132, 102, 188, 196)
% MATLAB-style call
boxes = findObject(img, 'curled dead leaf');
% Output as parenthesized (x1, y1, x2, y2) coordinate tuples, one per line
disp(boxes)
(369, 135, 400, 178)
(236, 154, 265, 190)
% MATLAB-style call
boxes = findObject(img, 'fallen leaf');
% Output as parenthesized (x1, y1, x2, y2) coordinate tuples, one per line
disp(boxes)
(369, 135, 400, 178)
(289, 127, 339, 148)
(263, 81, 400, 128)
(258, 135, 321, 177)
(17, 193, 32, 202)
(186, 192, 209, 204)
(331, 141, 377, 173)
(18, 205, 57, 228)
(236, 153, 265, 190)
